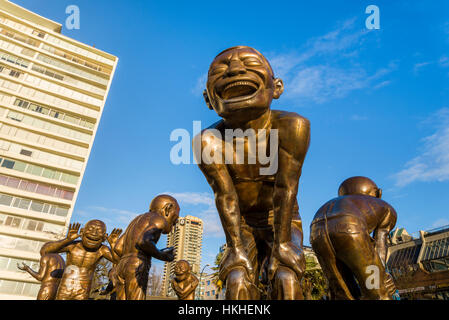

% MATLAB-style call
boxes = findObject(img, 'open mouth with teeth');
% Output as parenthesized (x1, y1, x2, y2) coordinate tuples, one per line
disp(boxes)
(218, 80, 260, 102)
(84, 234, 101, 245)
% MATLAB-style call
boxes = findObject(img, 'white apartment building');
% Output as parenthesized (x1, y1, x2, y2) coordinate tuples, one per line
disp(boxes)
(162, 215, 203, 298)
(0, 0, 117, 299)
(199, 273, 225, 300)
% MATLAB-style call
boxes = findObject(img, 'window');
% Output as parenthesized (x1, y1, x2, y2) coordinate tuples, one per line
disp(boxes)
(20, 149, 32, 157)
(9, 70, 21, 78)
(0, 194, 13, 206)
(0, 192, 69, 217)
(1, 159, 14, 169)
(12, 98, 96, 131)
(32, 30, 46, 38)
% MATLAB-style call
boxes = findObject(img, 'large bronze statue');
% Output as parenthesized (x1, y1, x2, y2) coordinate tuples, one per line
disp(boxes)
(196, 46, 310, 299)
(17, 253, 65, 300)
(310, 176, 397, 300)
(171, 260, 199, 300)
(40, 220, 122, 300)
(113, 194, 179, 300)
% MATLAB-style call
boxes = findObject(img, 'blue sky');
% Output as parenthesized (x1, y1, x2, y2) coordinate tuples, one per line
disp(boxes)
(14, 0, 449, 272)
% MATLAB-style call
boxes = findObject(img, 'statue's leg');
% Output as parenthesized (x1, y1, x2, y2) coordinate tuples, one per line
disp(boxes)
(271, 266, 303, 300)
(37, 284, 54, 300)
(223, 222, 259, 300)
(124, 259, 149, 300)
(114, 261, 126, 300)
(329, 217, 390, 300)
(269, 219, 304, 300)
(225, 267, 259, 300)
(311, 220, 355, 300)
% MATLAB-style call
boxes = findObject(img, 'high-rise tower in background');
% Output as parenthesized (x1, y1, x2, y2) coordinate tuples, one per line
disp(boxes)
(162, 215, 203, 297)
(0, 0, 117, 299)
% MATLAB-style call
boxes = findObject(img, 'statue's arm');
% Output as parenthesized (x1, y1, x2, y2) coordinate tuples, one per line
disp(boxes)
(178, 276, 199, 299)
(40, 238, 74, 255)
(171, 278, 181, 292)
(101, 246, 120, 264)
(136, 222, 172, 261)
(104, 228, 122, 263)
(374, 205, 398, 265)
(40, 223, 80, 255)
(19, 258, 47, 281)
(113, 233, 125, 257)
(273, 116, 310, 244)
(197, 158, 241, 248)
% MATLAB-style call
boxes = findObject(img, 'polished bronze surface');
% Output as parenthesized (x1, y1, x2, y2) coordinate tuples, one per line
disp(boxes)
(171, 260, 199, 300)
(17, 253, 65, 300)
(113, 194, 179, 300)
(196, 46, 310, 299)
(40, 220, 122, 300)
(310, 176, 397, 300)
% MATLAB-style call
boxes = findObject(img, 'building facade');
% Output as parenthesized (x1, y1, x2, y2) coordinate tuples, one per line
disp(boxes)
(162, 215, 203, 297)
(387, 225, 449, 300)
(0, 0, 117, 299)
(199, 273, 224, 300)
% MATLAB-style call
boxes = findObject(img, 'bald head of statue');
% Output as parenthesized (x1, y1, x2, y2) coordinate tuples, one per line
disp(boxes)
(80, 219, 107, 250)
(149, 194, 180, 234)
(338, 176, 382, 198)
(204, 46, 283, 122)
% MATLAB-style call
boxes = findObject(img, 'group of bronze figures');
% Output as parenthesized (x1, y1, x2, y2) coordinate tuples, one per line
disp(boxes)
(18, 46, 398, 300)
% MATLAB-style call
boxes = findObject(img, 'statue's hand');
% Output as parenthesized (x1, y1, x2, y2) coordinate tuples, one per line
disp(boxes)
(17, 262, 29, 271)
(268, 241, 304, 281)
(67, 223, 81, 241)
(220, 246, 254, 282)
(107, 228, 122, 245)
(160, 247, 175, 262)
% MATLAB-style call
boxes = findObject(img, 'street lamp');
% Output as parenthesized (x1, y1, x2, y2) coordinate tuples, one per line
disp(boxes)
(198, 264, 210, 300)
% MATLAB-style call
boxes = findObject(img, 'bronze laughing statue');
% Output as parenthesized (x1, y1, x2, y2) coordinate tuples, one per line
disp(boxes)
(195, 46, 310, 299)
(310, 176, 397, 300)
(171, 260, 199, 300)
(113, 195, 179, 300)
(40, 220, 122, 300)
(17, 253, 65, 300)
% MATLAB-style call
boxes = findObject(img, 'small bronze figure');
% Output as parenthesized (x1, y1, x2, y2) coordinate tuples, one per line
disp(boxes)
(196, 46, 310, 299)
(113, 195, 179, 300)
(310, 176, 397, 300)
(40, 220, 122, 300)
(17, 253, 65, 300)
(171, 260, 199, 300)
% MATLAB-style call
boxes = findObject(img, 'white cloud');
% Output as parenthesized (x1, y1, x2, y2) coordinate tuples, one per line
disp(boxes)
(87, 206, 138, 226)
(394, 108, 449, 186)
(439, 56, 449, 68)
(191, 73, 207, 96)
(165, 191, 224, 238)
(194, 19, 395, 104)
(351, 114, 368, 121)
(266, 19, 395, 104)
(167, 192, 214, 206)
(432, 218, 449, 229)
(413, 61, 433, 73)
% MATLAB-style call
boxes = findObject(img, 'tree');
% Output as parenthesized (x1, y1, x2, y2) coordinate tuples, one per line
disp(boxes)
(147, 266, 163, 297)
(303, 256, 328, 300)
(211, 249, 224, 290)
(89, 258, 113, 300)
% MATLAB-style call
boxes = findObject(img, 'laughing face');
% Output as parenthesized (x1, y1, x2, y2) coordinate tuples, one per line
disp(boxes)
(174, 260, 190, 281)
(205, 46, 284, 121)
(81, 220, 106, 250)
